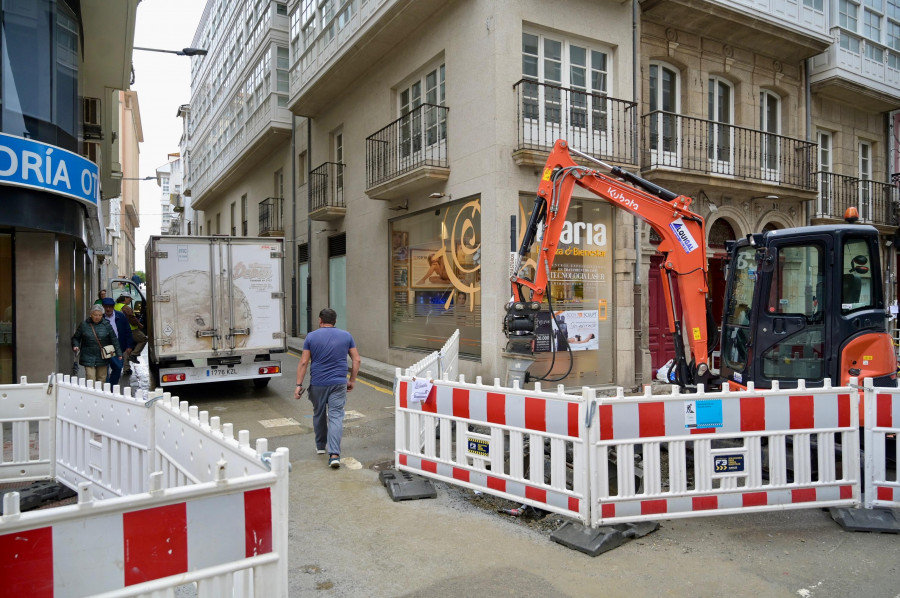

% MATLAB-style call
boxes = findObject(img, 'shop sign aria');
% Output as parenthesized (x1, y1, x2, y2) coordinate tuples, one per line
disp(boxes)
(0, 132, 100, 206)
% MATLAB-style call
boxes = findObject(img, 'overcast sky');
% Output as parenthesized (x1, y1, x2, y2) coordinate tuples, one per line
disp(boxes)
(130, 0, 206, 271)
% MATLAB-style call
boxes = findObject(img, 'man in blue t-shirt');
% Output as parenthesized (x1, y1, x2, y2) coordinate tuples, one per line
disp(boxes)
(294, 308, 361, 469)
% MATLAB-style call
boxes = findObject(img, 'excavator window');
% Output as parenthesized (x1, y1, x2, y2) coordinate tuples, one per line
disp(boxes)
(841, 239, 874, 313)
(760, 244, 825, 381)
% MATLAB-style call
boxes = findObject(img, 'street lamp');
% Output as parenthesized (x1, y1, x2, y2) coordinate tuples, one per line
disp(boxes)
(118, 176, 156, 181)
(133, 46, 208, 56)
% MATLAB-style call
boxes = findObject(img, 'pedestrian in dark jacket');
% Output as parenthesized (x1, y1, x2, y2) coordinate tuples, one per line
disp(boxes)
(72, 305, 122, 383)
(101, 297, 133, 386)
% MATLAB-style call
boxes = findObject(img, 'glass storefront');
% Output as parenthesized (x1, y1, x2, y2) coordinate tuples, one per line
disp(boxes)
(520, 196, 615, 386)
(390, 197, 481, 357)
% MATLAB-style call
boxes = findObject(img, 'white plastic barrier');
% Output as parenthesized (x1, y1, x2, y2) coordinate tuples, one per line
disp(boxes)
(395, 375, 590, 523)
(0, 376, 54, 482)
(402, 329, 459, 380)
(0, 375, 289, 596)
(589, 380, 859, 525)
(863, 379, 900, 509)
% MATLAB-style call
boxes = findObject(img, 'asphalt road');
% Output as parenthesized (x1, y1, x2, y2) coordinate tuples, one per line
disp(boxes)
(134, 351, 900, 598)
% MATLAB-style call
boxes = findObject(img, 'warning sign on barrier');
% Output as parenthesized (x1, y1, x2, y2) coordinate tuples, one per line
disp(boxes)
(714, 454, 745, 473)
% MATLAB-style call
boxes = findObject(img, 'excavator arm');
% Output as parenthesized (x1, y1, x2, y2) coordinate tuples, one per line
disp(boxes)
(505, 139, 715, 388)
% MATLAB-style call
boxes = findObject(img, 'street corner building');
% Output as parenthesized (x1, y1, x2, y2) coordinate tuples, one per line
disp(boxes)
(0, 0, 145, 383)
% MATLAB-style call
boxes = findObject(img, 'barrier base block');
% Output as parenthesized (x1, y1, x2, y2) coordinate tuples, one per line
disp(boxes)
(829, 507, 900, 533)
(0, 480, 77, 514)
(551, 520, 660, 556)
(379, 469, 437, 502)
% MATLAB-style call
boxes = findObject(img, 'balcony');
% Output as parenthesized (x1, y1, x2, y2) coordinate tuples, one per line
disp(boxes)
(639, 111, 817, 196)
(812, 173, 899, 228)
(640, 0, 830, 62)
(259, 197, 284, 237)
(365, 104, 449, 200)
(809, 30, 900, 111)
(309, 162, 347, 221)
(289, 0, 446, 116)
(512, 79, 637, 167)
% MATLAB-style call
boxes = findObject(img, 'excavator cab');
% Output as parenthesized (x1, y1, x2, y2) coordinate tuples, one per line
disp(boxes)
(719, 224, 896, 389)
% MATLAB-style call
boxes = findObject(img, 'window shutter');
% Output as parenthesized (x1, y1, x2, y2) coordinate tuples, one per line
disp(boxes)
(328, 233, 346, 257)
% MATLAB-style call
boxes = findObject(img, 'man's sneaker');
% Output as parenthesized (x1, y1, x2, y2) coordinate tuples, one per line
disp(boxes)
(129, 355, 139, 363)
(329, 455, 340, 469)
(316, 448, 326, 455)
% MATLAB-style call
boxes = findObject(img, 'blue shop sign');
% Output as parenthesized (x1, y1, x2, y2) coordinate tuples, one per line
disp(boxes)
(0, 133, 100, 207)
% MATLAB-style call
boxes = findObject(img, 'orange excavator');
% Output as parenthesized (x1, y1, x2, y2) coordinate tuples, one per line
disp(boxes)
(505, 139, 897, 392)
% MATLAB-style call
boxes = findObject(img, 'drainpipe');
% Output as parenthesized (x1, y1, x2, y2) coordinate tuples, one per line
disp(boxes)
(291, 114, 297, 337)
(307, 120, 313, 334)
(805, 58, 812, 228)
(633, 0, 641, 286)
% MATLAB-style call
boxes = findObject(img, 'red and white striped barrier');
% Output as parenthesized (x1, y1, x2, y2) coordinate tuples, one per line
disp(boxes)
(863, 379, 900, 509)
(395, 375, 589, 523)
(0, 375, 290, 596)
(0, 376, 54, 482)
(589, 381, 859, 525)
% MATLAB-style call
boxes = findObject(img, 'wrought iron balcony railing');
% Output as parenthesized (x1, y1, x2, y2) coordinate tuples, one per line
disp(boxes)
(815, 172, 899, 226)
(258, 197, 284, 236)
(310, 162, 346, 212)
(640, 110, 816, 191)
(513, 78, 637, 164)
(366, 103, 449, 189)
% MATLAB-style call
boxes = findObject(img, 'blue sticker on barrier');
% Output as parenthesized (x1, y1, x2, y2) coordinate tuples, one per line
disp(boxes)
(685, 399, 723, 428)
(467, 438, 489, 458)
(714, 454, 744, 473)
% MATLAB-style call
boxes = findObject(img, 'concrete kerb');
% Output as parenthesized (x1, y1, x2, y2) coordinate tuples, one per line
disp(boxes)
(287, 336, 396, 387)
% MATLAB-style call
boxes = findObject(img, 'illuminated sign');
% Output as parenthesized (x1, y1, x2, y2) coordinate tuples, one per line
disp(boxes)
(0, 132, 100, 207)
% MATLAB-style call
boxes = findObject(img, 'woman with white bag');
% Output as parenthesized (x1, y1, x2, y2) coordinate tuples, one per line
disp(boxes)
(71, 304, 122, 383)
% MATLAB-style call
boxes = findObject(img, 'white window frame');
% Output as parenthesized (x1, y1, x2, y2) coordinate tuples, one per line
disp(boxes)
(859, 140, 873, 220)
(708, 76, 734, 174)
(397, 62, 446, 168)
(817, 130, 833, 216)
(759, 90, 782, 180)
(649, 61, 681, 167)
(521, 29, 612, 152)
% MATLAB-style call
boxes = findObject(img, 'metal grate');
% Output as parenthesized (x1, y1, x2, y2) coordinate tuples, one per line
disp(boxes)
(298, 243, 308, 263)
(328, 233, 346, 258)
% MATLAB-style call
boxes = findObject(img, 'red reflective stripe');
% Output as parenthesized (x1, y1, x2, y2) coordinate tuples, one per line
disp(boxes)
(487, 476, 505, 492)
(689, 427, 716, 435)
(601, 503, 616, 519)
(599, 404, 614, 440)
(641, 499, 667, 515)
(692, 496, 718, 511)
(399, 381, 408, 409)
(877, 486, 894, 501)
(244, 488, 273, 557)
(124, 503, 188, 586)
(452, 467, 469, 482)
(742, 492, 768, 507)
(568, 402, 579, 437)
(740, 396, 766, 431)
(638, 402, 665, 438)
(568, 497, 580, 513)
(487, 392, 506, 425)
(452, 387, 469, 419)
(876, 393, 893, 428)
(791, 488, 816, 503)
(399, 454, 407, 466)
(525, 397, 546, 432)
(840, 485, 853, 500)
(0, 527, 53, 598)
(837, 393, 851, 428)
(789, 395, 815, 429)
(421, 459, 437, 474)
(525, 486, 547, 503)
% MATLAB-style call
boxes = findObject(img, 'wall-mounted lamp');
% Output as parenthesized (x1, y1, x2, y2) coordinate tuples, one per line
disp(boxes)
(117, 176, 156, 181)
(429, 192, 450, 199)
(316, 228, 337, 234)
(134, 46, 208, 56)
(750, 195, 780, 201)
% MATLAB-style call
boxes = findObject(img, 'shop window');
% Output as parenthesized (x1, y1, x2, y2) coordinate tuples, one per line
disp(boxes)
(390, 197, 481, 357)
(0, 234, 12, 383)
(519, 196, 615, 386)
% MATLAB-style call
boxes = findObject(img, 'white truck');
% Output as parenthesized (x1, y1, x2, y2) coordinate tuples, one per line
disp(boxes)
(110, 236, 286, 388)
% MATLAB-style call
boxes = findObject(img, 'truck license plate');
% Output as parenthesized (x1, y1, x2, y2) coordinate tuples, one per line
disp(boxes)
(207, 368, 238, 377)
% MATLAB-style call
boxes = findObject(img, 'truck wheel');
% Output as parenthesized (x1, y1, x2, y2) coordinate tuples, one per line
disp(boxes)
(149, 364, 161, 390)
(253, 378, 270, 388)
